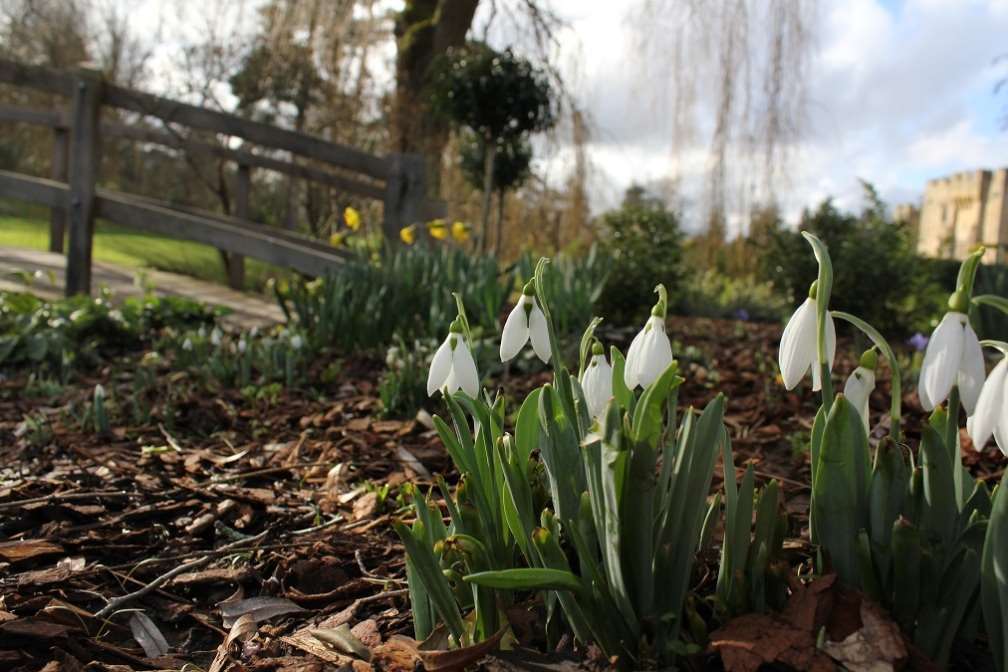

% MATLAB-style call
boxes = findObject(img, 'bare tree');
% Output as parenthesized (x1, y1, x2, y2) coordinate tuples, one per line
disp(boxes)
(636, 0, 818, 239)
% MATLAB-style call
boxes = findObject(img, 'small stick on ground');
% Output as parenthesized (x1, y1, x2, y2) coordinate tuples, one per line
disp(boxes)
(94, 529, 269, 619)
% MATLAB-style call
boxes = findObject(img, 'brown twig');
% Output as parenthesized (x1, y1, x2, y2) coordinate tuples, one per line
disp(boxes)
(0, 490, 133, 510)
(94, 529, 269, 619)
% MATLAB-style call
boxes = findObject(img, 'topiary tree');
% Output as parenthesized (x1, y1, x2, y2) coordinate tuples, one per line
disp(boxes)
(429, 42, 554, 253)
(459, 132, 533, 255)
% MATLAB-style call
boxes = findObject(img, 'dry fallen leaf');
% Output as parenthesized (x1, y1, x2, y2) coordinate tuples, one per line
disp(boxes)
(822, 599, 907, 672)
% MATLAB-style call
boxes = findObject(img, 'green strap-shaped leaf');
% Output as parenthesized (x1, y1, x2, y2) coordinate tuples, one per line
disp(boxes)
(394, 521, 466, 644)
(812, 395, 869, 586)
(919, 422, 958, 549)
(464, 567, 582, 593)
(983, 478, 1008, 672)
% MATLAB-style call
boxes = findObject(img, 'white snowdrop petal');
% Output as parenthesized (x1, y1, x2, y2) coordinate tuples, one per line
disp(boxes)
(780, 298, 817, 390)
(970, 358, 1008, 450)
(640, 324, 673, 388)
(580, 355, 612, 419)
(500, 298, 529, 362)
(918, 312, 966, 411)
(452, 341, 480, 398)
(843, 367, 874, 434)
(528, 301, 551, 363)
(625, 327, 647, 389)
(427, 338, 453, 396)
(957, 324, 986, 415)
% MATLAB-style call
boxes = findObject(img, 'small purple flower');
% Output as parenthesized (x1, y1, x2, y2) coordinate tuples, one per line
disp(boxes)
(733, 308, 750, 322)
(907, 332, 929, 352)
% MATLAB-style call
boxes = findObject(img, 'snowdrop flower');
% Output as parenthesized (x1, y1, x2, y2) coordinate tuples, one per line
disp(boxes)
(237, 338, 247, 354)
(182, 338, 193, 352)
(210, 328, 223, 347)
(625, 285, 674, 389)
(967, 350, 1007, 455)
(843, 349, 877, 435)
(779, 285, 836, 391)
(917, 292, 985, 413)
(427, 319, 479, 398)
(290, 334, 304, 350)
(500, 283, 550, 363)
(580, 341, 613, 419)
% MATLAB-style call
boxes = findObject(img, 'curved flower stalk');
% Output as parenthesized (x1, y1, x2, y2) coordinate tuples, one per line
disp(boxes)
(624, 284, 673, 389)
(579, 341, 613, 419)
(843, 349, 877, 435)
(967, 341, 1008, 456)
(779, 283, 836, 392)
(427, 318, 479, 398)
(832, 311, 903, 441)
(500, 282, 550, 363)
(917, 293, 985, 414)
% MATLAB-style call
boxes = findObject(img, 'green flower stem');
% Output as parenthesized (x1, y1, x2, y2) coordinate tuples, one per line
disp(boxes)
(533, 258, 581, 440)
(833, 311, 902, 442)
(802, 232, 835, 415)
(945, 385, 960, 465)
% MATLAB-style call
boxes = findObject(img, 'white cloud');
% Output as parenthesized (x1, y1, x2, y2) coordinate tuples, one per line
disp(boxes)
(532, 0, 1008, 229)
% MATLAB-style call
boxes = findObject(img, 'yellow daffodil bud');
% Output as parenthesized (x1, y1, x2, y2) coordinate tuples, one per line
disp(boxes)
(400, 224, 416, 245)
(344, 206, 361, 231)
(427, 219, 448, 240)
(329, 232, 346, 248)
(451, 221, 470, 242)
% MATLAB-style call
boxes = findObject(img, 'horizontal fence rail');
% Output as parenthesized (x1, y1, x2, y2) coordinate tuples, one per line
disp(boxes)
(0, 58, 443, 295)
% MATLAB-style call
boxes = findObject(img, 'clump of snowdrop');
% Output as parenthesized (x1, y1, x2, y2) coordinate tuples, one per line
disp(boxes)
(624, 284, 674, 389)
(917, 291, 985, 413)
(579, 340, 612, 419)
(427, 318, 479, 398)
(779, 282, 836, 391)
(500, 282, 550, 363)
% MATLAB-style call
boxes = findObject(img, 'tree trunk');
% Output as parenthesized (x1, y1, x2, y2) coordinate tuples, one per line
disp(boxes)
(479, 139, 496, 255)
(494, 189, 505, 257)
(392, 0, 480, 195)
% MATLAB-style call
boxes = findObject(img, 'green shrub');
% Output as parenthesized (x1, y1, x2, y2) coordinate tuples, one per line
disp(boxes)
(0, 290, 218, 376)
(681, 271, 789, 322)
(760, 187, 936, 336)
(595, 194, 685, 324)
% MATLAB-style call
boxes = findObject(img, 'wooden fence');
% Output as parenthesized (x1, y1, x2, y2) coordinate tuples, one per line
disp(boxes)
(0, 58, 442, 294)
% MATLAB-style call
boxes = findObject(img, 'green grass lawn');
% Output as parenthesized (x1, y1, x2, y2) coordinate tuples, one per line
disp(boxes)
(0, 204, 285, 292)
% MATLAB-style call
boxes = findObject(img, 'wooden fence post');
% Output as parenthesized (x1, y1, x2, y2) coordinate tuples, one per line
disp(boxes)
(64, 67, 103, 296)
(48, 126, 69, 253)
(383, 153, 427, 243)
(228, 163, 250, 290)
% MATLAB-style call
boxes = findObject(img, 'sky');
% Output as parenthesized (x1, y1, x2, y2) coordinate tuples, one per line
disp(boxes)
(512, 0, 1008, 232)
(116, 0, 1008, 234)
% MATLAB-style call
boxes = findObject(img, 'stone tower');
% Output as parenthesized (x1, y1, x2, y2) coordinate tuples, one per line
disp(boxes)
(916, 168, 1008, 263)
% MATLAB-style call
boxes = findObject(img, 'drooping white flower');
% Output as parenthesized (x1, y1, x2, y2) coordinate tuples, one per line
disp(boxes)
(779, 296, 836, 391)
(290, 334, 304, 350)
(427, 322, 479, 398)
(182, 338, 193, 352)
(843, 350, 877, 435)
(210, 328, 223, 347)
(500, 286, 550, 363)
(237, 338, 248, 354)
(580, 343, 613, 419)
(625, 315, 674, 390)
(917, 307, 985, 413)
(967, 355, 1007, 455)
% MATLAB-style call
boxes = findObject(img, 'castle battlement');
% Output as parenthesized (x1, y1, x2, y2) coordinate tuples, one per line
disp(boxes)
(913, 167, 1008, 263)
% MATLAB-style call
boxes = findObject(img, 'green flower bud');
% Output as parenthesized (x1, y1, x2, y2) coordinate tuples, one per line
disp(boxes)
(808, 280, 819, 300)
(947, 289, 969, 313)
(522, 280, 536, 296)
(591, 340, 604, 356)
(858, 348, 878, 371)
